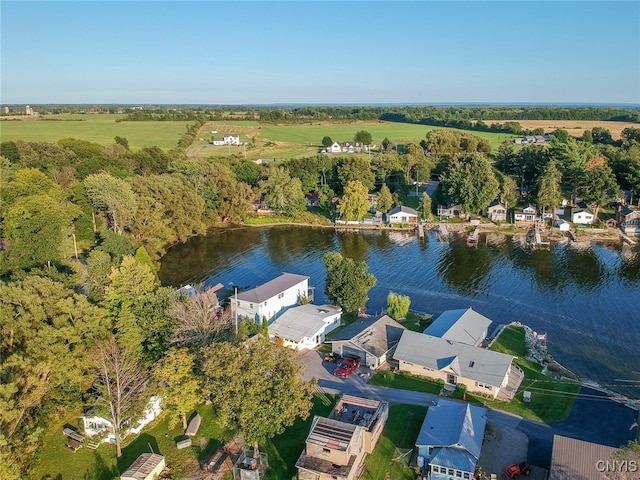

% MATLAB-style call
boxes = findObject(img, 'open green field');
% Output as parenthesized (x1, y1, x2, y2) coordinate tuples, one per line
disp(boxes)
(190, 120, 518, 160)
(0, 113, 192, 150)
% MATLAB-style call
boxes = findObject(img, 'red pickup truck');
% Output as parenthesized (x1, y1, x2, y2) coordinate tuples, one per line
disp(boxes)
(334, 356, 361, 378)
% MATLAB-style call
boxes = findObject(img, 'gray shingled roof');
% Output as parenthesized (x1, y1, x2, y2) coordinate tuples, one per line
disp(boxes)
(416, 399, 486, 460)
(388, 205, 418, 216)
(237, 273, 308, 303)
(329, 315, 406, 358)
(424, 308, 492, 346)
(549, 435, 618, 480)
(268, 304, 342, 342)
(393, 330, 514, 388)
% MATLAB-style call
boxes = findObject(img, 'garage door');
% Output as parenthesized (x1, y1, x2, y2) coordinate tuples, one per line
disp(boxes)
(341, 345, 365, 360)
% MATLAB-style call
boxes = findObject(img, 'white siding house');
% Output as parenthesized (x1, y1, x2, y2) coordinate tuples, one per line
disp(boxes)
(223, 134, 240, 145)
(268, 303, 342, 350)
(328, 141, 342, 153)
(387, 206, 418, 224)
(571, 203, 595, 224)
(235, 273, 310, 323)
(514, 205, 539, 224)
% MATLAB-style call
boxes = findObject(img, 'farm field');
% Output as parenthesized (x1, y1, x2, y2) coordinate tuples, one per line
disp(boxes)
(191, 120, 518, 160)
(0, 113, 192, 150)
(488, 119, 638, 139)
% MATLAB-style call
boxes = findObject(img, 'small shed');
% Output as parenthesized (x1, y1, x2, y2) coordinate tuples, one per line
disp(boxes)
(120, 453, 165, 480)
(555, 218, 570, 232)
(185, 413, 202, 437)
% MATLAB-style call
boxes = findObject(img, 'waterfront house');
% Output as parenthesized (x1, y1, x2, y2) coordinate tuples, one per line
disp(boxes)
(437, 203, 462, 220)
(571, 202, 595, 224)
(415, 399, 487, 480)
(617, 205, 640, 234)
(296, 395, 388, 480)
(235, 273, 311, 324)
(387, 205, 418, 225)
(484, 199, 507, 222)
(514, 204, 539, 225)
(268, 303, 342, 350)
(549, 435, 618, 480)
(424, 308, 492, 347)
(328, 315, 406, 370)
(393, 330, 524, 400)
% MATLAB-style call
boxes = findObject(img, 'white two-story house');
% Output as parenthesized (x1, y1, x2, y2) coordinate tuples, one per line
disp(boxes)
(235, 273, 310, 324)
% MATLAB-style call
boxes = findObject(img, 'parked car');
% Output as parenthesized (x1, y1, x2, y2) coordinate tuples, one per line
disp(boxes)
(334, 356, 361, 378)
(324, 352, 340, 362)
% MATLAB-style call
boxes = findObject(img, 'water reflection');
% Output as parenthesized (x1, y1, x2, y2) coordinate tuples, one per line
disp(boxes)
(436, 235, 493, 295)
(158, 225, 640, 398)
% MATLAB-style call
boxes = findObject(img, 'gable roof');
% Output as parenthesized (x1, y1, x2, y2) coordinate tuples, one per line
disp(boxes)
(268, 304, 342, 342)
(487, 198, 505, 209)
(416, 399, 487, 459)
(237, 273, 309, 304)
(549, 435, 618, 480)
(424, 308, 492, 346)
(120, 453, 165, 480)
(393, 330, 514, 388)
(388, 205, 418, 216)
(329, 315, 406, 358)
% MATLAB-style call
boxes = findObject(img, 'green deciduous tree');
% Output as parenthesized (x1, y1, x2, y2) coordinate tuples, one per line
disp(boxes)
(337, 157, 375, 192)
(496, 172, 518, 211)
(354, 130, 372, 145)
(387, 292, 411, 319)
(259, 166, 306, 215)
(582, 164, 621, 220)
(440, 153, 499, 215)
(377, 183, 393, 214)
(420, 192, 432, 221)
(322, 136, 333, 148)
(201, 337, 314, 454)
(339, 180, 370, 221)
(0, 275, 109, 471)
(154, 349, 201, 430)
(84, 172, 138, 234)
(323, 251, 376, 313)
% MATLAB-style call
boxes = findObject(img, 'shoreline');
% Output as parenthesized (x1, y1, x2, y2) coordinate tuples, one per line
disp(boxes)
(232, 219, 628, 244)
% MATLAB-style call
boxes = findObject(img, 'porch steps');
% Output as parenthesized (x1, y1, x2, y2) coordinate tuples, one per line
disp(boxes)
(86, 439, 101, 449)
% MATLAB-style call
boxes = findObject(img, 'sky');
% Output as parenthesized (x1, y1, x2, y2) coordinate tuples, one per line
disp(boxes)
(1, 1, 639, 105)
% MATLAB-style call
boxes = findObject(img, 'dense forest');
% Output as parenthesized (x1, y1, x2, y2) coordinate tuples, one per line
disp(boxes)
(1, 109, 640, 477)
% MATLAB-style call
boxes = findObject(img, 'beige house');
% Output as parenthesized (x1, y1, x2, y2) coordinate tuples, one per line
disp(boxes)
(296, 395, 389, 480)
(484, 199, 507, 222)
(393, 330, 524, 401)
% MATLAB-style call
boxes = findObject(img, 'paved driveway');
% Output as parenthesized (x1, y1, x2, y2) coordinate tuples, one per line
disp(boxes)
(298, 350, 639, 470)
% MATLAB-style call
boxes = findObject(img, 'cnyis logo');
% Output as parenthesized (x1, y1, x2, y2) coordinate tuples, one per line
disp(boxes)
(595, 460, 639, 473)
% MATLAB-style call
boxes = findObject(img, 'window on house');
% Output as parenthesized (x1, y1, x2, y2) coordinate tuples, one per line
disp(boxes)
(448, 469, 455, 475)
(431, 466, 439, 473)
(428, 447, 433, 455)
(456, 471, 463, 478)
(463, 473, 470, 479)
(278, 292, 284, 299)
(264, 302, 267, 306)
(323, 448, 331, 454)
(249, 303, 253, 309)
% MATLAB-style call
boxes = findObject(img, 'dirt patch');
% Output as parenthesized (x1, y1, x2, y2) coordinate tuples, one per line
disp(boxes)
(486, 119, 637, 140)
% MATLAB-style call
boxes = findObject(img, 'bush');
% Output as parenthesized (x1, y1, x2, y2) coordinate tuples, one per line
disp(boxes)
(435, 378, 445, 386)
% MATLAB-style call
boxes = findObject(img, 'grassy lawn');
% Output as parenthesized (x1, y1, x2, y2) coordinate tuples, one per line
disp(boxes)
(362, 404, 427, 480)
(369, 370, 443, 395)
(32, 395, 336, 480)
(243, 209, 332, 226)
(399, 311, 433, 333)
(1, 113, 192, 151)
(192, 120, 516, 160)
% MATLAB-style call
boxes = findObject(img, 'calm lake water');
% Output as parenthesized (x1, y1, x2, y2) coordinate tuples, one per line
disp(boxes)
(159, 226, 640, 399)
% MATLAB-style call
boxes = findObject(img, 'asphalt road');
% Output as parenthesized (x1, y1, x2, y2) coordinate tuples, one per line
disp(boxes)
(299, 350, 639, 469)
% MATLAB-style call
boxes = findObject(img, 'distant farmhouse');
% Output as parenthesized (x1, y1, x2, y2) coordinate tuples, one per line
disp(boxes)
(211, 133, 240, 146)
(513, 134, 550, 144)
(326, 141, 375, 154)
